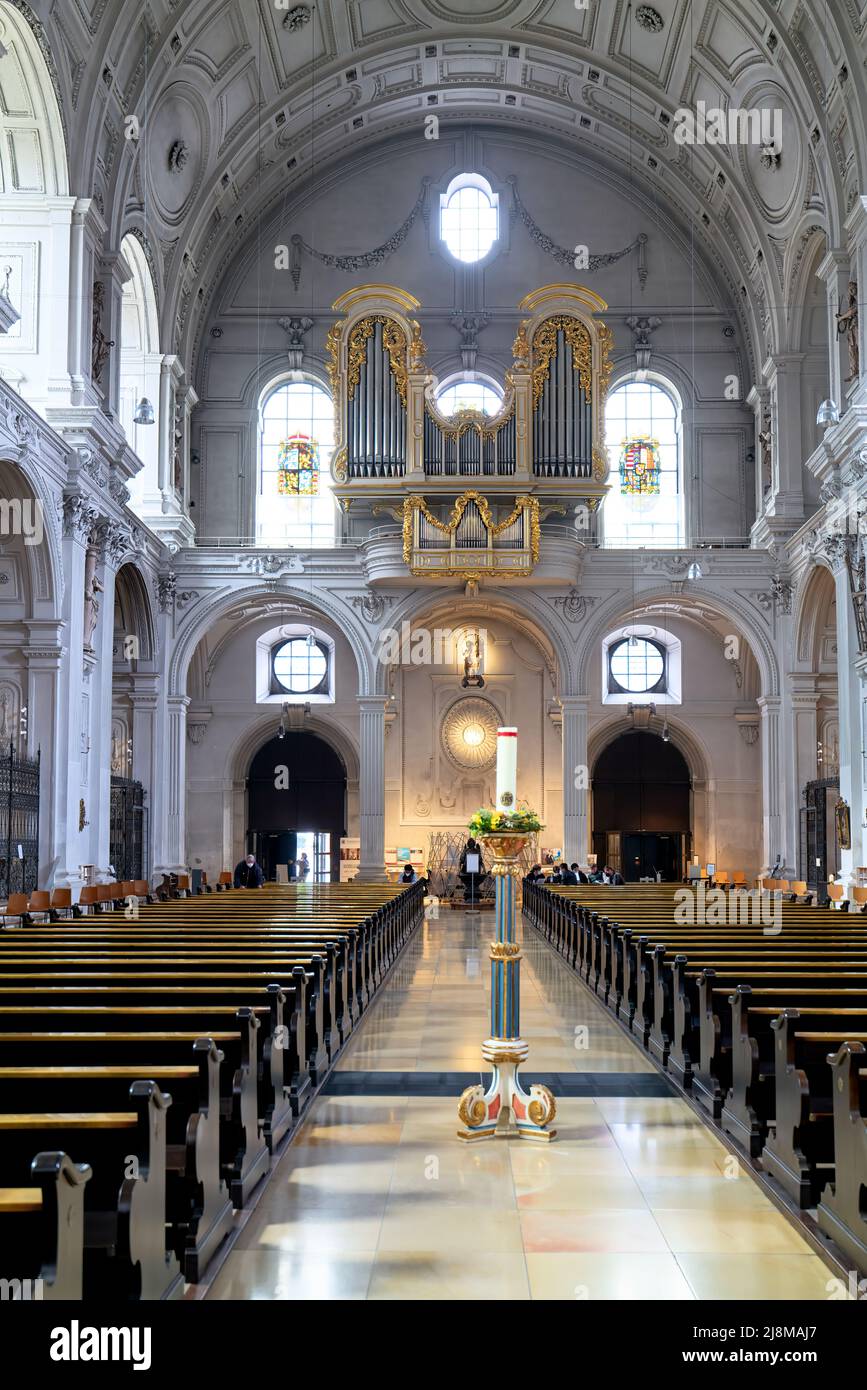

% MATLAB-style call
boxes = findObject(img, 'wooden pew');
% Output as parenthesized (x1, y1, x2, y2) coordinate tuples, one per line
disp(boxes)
(0, 1083, 182, 1300)
(818, 1043, 867, 1275)
(0, 1041, 232, 1283)
(0, 1151, 91, 1299)
(761, 1013, 867, 1208)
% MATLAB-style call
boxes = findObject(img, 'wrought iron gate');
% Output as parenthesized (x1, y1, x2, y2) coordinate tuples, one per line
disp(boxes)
(0, 741, 40, 897)
(799, 777, 840, 891)
(109, 777, 148, 882)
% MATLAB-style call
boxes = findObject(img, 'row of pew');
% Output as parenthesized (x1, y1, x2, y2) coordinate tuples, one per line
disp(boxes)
(0, 880, 424, 1299)
(523, 880, 867, 1278)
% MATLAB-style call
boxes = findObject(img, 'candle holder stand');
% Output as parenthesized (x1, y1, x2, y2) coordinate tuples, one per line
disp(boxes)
(457, 832, 556, 1142)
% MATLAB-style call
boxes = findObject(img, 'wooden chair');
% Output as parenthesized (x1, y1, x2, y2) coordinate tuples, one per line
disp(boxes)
(49, 887, 72, 921)
(827, 881, 846, 909)
(0, 893, 29, 927)
(176, 874, 190, 898)
(713, 871, 728, 888)
(217, 871, 232, 892)
(27, 891, 51, 923)
(851, 886, 867, 913)
(730, 871, 747, 889)
(76, 885, 98, 915)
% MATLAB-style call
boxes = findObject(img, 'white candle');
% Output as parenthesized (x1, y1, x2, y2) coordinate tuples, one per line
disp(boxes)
(496, 727, 518, 812)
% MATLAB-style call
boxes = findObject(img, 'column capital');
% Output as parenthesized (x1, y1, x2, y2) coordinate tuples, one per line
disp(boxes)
(757, 695, 781, 713)
(557, 695, 590, 714)
(357, 695, 391, 714)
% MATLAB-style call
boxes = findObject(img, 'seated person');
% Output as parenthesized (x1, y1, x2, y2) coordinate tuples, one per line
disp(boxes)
(527, 864, 545, 883)
(571, 862, 590, 885)
(601, 864, 625, 885)
(560, 864, 578, 885)
(459, 837, 485, 901)
(234, 852, 265, 889)
(548, 864, 563, 884)
(400, 863, 417, 885)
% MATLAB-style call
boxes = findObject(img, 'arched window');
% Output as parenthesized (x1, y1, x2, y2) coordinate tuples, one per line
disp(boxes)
(603, 377, 684, 547)
(119, 233, 162, 521)
(439, 174, 499, 264)
(435, 374, 503, 417)
(258, 378, 336, 547)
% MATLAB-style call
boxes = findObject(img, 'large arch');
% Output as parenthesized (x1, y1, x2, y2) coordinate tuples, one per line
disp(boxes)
(589, 711, 717, 877)
(217, 710, 360, 877)
(574, 583, 780, 700)
(0, 2, 68, 197)
(168, 583, 373, 700)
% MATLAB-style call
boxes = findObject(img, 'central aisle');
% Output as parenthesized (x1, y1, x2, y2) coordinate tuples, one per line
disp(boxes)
(208, 909, 837, 1301)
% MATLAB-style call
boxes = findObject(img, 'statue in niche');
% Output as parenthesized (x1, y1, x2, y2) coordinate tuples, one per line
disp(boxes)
(91, 281, 114, 384)
(758, 412, 773, 497)
(461, 632, 485, 688)
(836, 281, 860, 383)
(110, 727, 124, 775)
(0, 688, 12, 742)
(83, 548, 103, 653)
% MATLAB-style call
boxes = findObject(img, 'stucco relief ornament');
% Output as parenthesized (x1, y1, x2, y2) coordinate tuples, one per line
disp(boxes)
(552, 589, 597, 624)
(187, 723, 208, 746)
(351, 592, 393, 624)
(62, 494, 99, 539)
(156, 572, 177, 613)
(759, 140, 782, 171)
(635, 5, 664, 31)
(739, 723, 759, 746)
(91, 281, 114, 384)
(836, 281, 860, 383)
(168, 140, 190, 175)
(283, 4, 312, 30)
(238, 553, 304, 576)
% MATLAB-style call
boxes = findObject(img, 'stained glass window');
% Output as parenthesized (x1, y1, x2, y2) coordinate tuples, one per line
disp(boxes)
(604, 379, 683, 547)
(277, 434, 320, 496)
(258, 380, 335, 547)
(619, 437, 660, 496)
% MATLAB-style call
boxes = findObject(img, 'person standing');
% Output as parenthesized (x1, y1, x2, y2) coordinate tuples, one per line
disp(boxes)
(234, 853, 265, 888)
(297, 852, 310, 882)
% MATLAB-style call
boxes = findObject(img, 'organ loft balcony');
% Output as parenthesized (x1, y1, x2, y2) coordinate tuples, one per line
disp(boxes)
(327, 284, 613, 585)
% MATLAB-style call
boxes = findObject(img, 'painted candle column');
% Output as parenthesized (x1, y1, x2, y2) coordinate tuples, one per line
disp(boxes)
(160, 695, 190, 875)
(457, 727, 556, 1142)
(495, 725, 517, 810)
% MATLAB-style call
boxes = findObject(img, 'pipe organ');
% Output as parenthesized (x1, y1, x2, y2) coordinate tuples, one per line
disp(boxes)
(344, 316, 408, 478)
(327, 284, 613, 576)
(531, 317, 594, 478)
(404, 492, 539, 577)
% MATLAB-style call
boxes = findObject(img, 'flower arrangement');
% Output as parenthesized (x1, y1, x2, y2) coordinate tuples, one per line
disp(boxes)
(469, 807, 543, 836)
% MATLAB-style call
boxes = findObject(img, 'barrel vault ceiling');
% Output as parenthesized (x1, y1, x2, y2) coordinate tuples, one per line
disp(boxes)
(16, 0, 867, 372)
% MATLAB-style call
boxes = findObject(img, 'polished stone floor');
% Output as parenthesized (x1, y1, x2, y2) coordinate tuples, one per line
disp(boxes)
(207, 910, 840, 1300)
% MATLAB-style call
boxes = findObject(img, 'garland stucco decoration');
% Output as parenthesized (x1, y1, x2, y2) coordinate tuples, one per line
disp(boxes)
(507, 178, 649, 289)
(290, 179, 431, 291)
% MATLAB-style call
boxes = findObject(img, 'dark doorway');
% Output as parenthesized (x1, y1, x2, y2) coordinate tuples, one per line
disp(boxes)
(592, 731, 691, 882)
(247, 732, 346, 882)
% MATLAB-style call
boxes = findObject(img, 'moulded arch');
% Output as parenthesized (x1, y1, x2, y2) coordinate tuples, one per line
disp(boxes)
(0, 2, 69, 197)
(574, 584, 780, 700)
(168, 582, 374, 701)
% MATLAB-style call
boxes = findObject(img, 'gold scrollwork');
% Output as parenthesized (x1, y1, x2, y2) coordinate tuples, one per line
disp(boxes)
(531, 315, 593, 409)
(527, 1084, 557, 1127)
(345, 316, 409, 405)
(458, 1085, 487, 1129)
(512, 319, 531, 369)
(331, 444, 348, 484)
(490, 941, 521, 959)
(402, 493, 540, 575)
(325, 323, 342, 396)
(597, 321, 615, 405)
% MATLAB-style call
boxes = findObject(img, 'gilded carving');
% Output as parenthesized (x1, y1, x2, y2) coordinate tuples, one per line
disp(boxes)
(531, 315, 593, 409)
(344, 315, 409, 406)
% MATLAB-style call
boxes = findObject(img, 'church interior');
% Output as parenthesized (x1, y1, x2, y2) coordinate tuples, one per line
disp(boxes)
(1, 0, 867, 1326)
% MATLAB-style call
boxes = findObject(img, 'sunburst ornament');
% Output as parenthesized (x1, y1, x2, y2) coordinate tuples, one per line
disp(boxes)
(441, 697, 500, 770)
